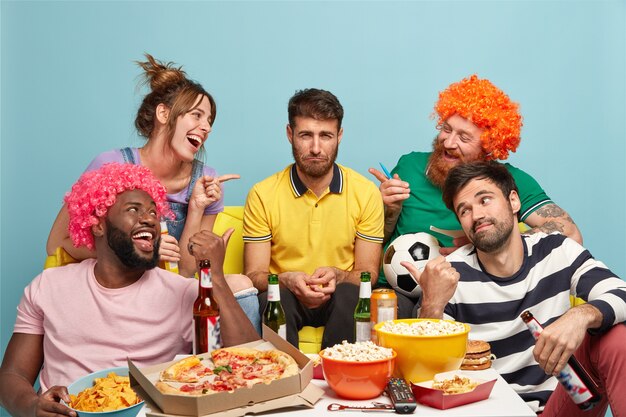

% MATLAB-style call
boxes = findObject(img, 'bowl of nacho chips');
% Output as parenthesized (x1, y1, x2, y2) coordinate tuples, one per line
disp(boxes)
(66, 367, 144, 417)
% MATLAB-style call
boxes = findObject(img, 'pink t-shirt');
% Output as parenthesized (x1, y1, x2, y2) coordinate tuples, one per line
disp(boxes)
(14, 259, 197, 391)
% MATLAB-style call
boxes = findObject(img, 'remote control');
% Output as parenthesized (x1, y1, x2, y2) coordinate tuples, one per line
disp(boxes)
(386, 377, 417, 414)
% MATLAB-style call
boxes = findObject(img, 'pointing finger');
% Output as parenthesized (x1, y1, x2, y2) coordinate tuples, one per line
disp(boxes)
(217, 174, 241, 183)
(400, 261, 422, 284)
(368, 168, 388, 183)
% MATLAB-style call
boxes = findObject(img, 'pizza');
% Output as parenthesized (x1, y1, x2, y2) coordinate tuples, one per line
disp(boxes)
(159, 356, 213, 383)
(155, 347, 299, 396)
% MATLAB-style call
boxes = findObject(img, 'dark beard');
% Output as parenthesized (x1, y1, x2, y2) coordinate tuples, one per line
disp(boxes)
(470, 213, 515, 253)
(426, 137, 453, 189)
(292, 146, 338, 178)
(106, 219, 159, 270)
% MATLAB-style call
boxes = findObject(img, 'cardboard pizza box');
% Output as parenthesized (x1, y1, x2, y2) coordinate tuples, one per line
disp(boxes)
(129, 325, 315, 416)
(132, 380, 324, 417)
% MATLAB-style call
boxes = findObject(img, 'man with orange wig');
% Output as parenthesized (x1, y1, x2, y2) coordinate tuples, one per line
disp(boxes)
(369, 75, 581, 309)
(0, 163, 259, 417)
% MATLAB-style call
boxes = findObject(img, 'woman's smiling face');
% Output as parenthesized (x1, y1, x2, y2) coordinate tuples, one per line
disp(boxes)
(170, 94, 213, 162)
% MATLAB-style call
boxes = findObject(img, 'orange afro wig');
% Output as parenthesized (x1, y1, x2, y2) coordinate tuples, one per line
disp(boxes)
(434, 75, 522, 160)
(65, 163, 171, 250)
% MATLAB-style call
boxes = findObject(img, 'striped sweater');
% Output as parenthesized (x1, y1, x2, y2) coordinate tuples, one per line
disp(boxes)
(444, 233, 626, 412)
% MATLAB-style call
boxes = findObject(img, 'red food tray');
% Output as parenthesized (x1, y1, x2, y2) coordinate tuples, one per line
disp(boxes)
(411, 371, 496, 410)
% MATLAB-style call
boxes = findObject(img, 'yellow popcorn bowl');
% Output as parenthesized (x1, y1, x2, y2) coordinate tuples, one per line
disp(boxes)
(375, 319, 470, 383)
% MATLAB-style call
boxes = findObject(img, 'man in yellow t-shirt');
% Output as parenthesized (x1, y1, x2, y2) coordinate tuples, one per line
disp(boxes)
(243, 88, 384, 349)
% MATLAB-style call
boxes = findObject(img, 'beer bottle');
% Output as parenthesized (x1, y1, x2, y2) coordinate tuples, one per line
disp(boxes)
(159, 221, 179, 274)
(520, 310, 601, 410)
(354, 272, 372, 343)
(262, 274, 286, 339)
(193, 260, 222, 354)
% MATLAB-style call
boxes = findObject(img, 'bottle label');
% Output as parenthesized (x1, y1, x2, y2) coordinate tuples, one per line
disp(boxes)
(277, 323, 287, 339)
(525, 318, 543, 340)
(377, 306, 395, 322)
(159, 221, 178, 274)
(200, 268, 213, 288)
(557, 364, 594, 404)
(267, 284, 281, 301)
(165, 261, 179, 274)
(359, 282, 371, 298)
(194, 315, 222, 354)
(356, 321, 372, 343)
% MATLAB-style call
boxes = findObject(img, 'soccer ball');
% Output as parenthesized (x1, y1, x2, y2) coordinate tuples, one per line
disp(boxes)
(383, 233, 441, 298)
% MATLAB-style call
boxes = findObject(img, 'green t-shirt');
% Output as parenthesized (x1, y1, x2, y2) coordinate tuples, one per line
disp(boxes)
(379, 152, 552, 286)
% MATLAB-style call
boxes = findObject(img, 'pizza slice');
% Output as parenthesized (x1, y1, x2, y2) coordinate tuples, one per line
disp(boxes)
(155, 381, 205, 396)
(159, 355, 212, 383)
(211, 347, 299, 383)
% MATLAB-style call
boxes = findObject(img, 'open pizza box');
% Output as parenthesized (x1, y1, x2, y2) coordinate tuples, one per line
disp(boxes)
(132, 381, 323, 417)
(128, 325, 322, 416)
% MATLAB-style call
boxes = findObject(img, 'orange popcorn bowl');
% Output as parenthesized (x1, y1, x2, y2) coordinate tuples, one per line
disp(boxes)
(375, 319, 470, 383)
(319, 350, 396, 400)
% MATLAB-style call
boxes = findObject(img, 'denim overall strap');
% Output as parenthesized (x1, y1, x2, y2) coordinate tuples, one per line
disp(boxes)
(120, 147, 137, 164)
(164, 159, 205, 241)
(186, 158, 204, 202)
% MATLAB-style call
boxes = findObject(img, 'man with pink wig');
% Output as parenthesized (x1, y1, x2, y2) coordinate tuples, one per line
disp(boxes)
(369, 75, 582, 315)
(0, 163, 259, 417)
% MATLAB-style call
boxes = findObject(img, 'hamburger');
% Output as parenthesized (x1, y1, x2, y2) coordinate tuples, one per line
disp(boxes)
(461, 340, 492, 370)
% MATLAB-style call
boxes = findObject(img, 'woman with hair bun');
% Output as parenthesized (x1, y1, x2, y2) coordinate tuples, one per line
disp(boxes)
(47, 54, 260, 332)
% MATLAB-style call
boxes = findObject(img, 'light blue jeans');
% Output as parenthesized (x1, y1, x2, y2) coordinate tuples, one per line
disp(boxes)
(234, 288, 262, 336)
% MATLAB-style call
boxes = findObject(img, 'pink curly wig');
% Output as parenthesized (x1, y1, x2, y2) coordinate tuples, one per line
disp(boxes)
(65, 163, 171, 250)
(434, 75, 523, 160)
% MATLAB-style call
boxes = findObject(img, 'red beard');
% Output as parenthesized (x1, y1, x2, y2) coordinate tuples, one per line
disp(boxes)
(426, 138, 455, 189)
(426, 137, 486, 189)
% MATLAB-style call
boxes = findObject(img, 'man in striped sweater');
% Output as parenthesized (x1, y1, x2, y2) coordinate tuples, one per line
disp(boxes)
(404, 161, 626, 415)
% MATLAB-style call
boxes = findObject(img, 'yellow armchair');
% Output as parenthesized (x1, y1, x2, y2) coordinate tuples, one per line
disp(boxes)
(212, 206, 245, 275)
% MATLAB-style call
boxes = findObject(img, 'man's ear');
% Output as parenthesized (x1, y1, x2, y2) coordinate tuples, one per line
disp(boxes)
(337, 127, 343, 145)
(156, 103, 170, 125)
(509, 190, 521, 215)
(286, 124, 294, 145)
(91, 218, 105, 238)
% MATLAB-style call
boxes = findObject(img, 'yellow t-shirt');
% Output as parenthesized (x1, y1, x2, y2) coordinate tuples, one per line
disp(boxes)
(243, 164, 383, 275)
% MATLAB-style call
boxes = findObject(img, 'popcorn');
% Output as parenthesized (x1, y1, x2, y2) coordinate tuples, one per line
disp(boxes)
(323, 341, 394, 362)
(380, 320, 465, 336)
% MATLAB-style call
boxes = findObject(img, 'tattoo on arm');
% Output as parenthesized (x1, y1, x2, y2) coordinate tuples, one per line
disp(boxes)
(526, 204, 576, 236)
(535, 204, 565, 218)
(526, 220, 565, 235)
(536, 204, 576, 223)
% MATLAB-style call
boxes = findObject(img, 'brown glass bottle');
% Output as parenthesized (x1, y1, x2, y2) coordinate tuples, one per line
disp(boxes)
(193, 260, 222, 354)
(520, 310, 601, 410)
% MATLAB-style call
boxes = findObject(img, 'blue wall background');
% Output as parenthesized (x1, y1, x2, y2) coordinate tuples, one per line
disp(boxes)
(1, 1, 624, 414)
